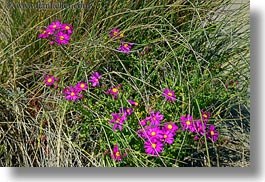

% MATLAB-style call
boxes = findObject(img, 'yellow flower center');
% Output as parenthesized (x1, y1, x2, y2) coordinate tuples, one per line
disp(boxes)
(52, 25, 57, 28)
(203, 114, 208, 118)
(96, 79, 99, 82)
(59, 36, 64, 40)
(151, 143, 156, 149)
(153, 117, 156, 121)
(65, 26, 70, 30)
(151, 131, 156, 136)
(70, 92, 75, 96)
(127, 109, 130, 113)
(80, 83, 85, 88)
(124, 43, 129, 48)
(115, 118, 120, 123)
(42, 30, 46, 34)
(47, 78, 52, 83)
(210, 131, 215, 136)
(186, 121, 191, 126)
(168, 124, 172, 129)
(113, 31, 118, 36)
(164, 134, 167, 139)
(115, 151, 120, 157)
(120, 33, 124, 37)
(135, 102, 138, 106)
(168, 92, 173, 96)
(112, 88, 118, 93)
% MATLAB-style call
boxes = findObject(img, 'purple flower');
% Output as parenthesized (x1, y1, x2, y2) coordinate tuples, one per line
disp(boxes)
(163, 121, 178, 134)
(117, 41, 134, 54)
(38, 28, 54, 39)
(48, 20, 62, 30)
(106, 86, 119, 99)
(180, 114, 195, 132)
(207, 125, 218, 142)
(109, 113, 127, 131)
(138, 118, 147, 126)
(61, 23, 73, 35)
(111, 144, 122, 161)
(56, 32, 70, 45)
(194, 135, 200, 141)
(63, 86, 83, 101)
(144, 138, 163, 156)
(75, 82, 88, 92)
(88, 72, 102, 87)
(201, 110, 211, 123)
(193, 120, 206, 136)
(162, 88, 176, 101)
(44, 75, 55, 86)
(120, 107, 133, 116)
(150, 111, 164, 126)
(146, 126, 162, 139)
(110, 28, 120, 37)
(128, 100, 139, 107)
(161, 130, 175, 144)
(137, 128, 148, 139)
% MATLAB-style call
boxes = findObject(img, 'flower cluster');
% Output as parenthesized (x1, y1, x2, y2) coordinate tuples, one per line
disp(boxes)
(63, 81, 88, 101)
(180, 110, 218, 142)
(137, 111, 179, 156)
(109, 101, 135, 131)
(109, 28, 134, 54)
(38, 20, 73, 45)
(44, 71, 102, 102)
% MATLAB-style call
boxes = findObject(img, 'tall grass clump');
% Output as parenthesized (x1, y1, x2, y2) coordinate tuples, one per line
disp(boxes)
(0, 0, 250, 167)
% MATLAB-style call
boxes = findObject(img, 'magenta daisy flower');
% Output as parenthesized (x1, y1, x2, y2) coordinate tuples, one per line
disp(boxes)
(109, 113, 127, 131)
(63, 86, 83, 101)
(150, 111, 164, 126)
(44, 75, 56, 86)
(106, 86, 119, 99)
(56, 32, 70, 45)
(146, 126, 162, 139)
(38, 29, 54, 39)
(111, 144, 122, 161)
(193, 119, 206, 136)
(75, 82, 88, 92)
(48, 20, 62, 30)
(180, 114, 195, 132)
(110, 28, 120, 37)
(201, 110, 211, 123)
(194, 135, 200, 141)
(161, 130, 175, 144)
(128, 100, 139, 107)
(138, 118, 147, 126)
(163, 121, 178, 134)
(119, 107, 133, 116)
(61, 23, 73, 35)
(144, 138, 164, 156)
(207, 125, 218, 142)
(162, 88, 176, 101)
(88, 72, 102, 87)
(137, 128, 148, 139)
(117, 41, 134, 54)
